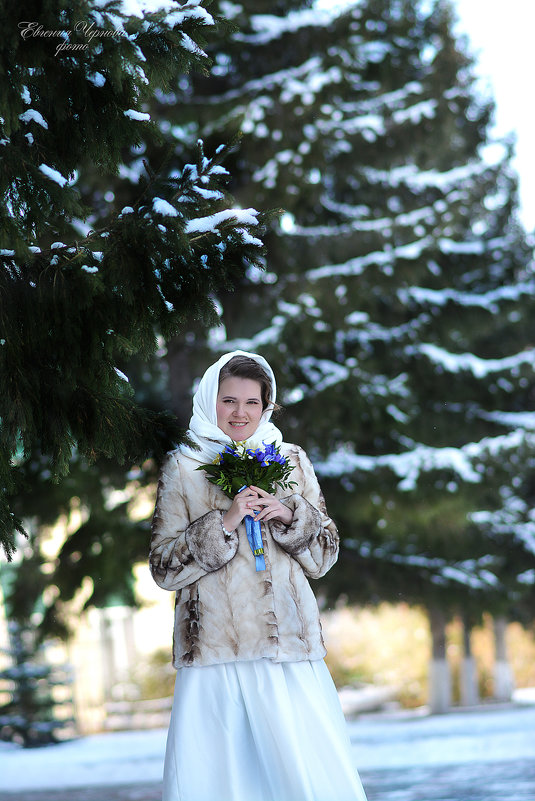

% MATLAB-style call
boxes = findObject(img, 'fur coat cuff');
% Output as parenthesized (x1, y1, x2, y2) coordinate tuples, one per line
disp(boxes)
(185, 510, 239, 572)
(270, 494, 321, 555)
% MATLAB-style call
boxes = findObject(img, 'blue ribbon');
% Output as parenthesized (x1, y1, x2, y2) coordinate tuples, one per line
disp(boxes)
(244, 515, 266, 572)
(238, 485, 266, 572)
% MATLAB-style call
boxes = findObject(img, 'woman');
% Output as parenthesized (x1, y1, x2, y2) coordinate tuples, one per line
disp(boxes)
(149, 349, 368, 801)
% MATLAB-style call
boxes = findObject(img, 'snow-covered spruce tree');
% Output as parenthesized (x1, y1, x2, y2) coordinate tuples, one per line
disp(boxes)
(0, 0, 267, 559)
(467, 440, 535, 623)
(0, 622, 75, 747)
(86, 0, 335, 422)
(137, 0, 535, 620)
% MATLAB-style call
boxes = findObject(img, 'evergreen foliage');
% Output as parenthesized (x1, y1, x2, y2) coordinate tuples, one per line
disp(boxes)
(4, 0, 535, 638)
(6, 449, 156, 637)
(0, 0, 268, 559)
(0, 621, 75, 747)
(135, 0, 535, 616)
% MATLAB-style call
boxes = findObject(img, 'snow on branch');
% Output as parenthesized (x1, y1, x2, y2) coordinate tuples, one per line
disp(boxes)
(346, 540, 500, 589)
(315, 442, 480, 490)
(475, 410, 535, 429)
(152, 197, 179, 217)
(361, 157, 501, 190)
(295, 356, 349, 393)
(125, 0, 214, 27)
(213, 317, 286, 352)
(19, 110, 48, 129)
(415, 343, 535, 378)
(185, 208, 260, 235)
(124, 110, 151, 122)
(392, 99, 438, 126)
(471, 500, 535, 557)
(38, 164, 68, 187)
(199, 56, 323, 106)
(314, 431, 535, 491)
(398, 281, 535, 312)
(233, 8, 335, 45)
(306, 236, 432, 281)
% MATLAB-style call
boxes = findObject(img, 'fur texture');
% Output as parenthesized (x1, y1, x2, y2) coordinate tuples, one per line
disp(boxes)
(149, 443, 339, 668)
(270, 494, 321, 554)
(185, 511, 239, 572)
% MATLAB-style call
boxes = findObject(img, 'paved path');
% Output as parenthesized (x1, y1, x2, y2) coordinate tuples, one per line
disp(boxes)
(1, 787, 161, 801)
(3, 703, 534, 801)
(3, 759, 535, 801)
(362, 758, 535, 800)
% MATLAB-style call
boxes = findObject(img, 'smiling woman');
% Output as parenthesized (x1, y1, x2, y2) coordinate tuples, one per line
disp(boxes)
(149, 349, 368, 801)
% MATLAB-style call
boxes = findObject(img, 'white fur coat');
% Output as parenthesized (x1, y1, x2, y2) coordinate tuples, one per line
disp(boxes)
(149, 443, 339, 668)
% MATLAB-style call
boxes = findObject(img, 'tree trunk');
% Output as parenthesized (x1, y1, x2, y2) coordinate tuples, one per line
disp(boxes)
(99, 609, 116, 701)
(428, 606, 451, 714)
(124, 610, 137, 675)
(165, 335, 197, 427)
(460, 617, 479, 707)
(493, 615, 514, 702)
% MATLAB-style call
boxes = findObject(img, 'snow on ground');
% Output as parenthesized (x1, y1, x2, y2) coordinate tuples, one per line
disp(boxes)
(1, 696, 534, 792)
(349, 704, 535, 771)
(0, 728, 168, 791)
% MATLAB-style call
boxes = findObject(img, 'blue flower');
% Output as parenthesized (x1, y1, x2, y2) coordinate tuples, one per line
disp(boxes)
(197, 439, 296, 499)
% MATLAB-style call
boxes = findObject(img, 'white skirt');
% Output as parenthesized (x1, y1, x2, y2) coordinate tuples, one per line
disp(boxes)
(162, 658, 367, 801)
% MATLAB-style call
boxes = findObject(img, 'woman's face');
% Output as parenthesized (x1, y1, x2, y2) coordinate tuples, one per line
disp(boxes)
(216, 376, 264, 440)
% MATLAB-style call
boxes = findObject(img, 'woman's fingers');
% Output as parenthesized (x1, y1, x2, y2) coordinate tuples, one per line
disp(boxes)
(240, 487, 290, 522)
(238, 489, 258, 504)
(247, 486, 274, 513)
(239, 488, 258, 498)
(252, 499, 279, 518)
(249, 485, 270, 497)
(248, 498, 272, 511)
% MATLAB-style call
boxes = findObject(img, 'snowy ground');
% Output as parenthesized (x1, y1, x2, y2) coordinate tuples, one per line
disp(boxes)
(1, 692, 534, 800)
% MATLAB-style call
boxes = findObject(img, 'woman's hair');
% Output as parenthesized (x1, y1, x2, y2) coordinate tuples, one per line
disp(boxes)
(218, 355, 279, 413)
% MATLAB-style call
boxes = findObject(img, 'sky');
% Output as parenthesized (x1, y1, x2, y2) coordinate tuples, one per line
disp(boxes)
(453, 0, 535, 231)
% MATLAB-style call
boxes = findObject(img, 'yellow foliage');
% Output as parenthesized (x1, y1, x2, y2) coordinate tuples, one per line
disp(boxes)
(322, 603, 535, 708)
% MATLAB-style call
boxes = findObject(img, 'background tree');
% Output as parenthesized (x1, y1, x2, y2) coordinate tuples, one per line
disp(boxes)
(3, 349, 174, 639)
(0, 0, 268, 560)
(5, 0, 535, 712)
(0, 621, 75, 747)
(130, 0, 535, 662)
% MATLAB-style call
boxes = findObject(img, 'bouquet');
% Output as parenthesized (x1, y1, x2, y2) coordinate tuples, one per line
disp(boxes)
(197, 441, 297, 571)
(197, 441, 297, 498)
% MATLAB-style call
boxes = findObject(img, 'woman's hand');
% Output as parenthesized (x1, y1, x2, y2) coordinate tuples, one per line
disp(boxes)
(222, 487, 260, 532)
(248, 485, 294, 525)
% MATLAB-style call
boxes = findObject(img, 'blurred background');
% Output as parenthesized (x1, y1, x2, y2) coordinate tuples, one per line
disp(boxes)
(1, 0, 535, 751)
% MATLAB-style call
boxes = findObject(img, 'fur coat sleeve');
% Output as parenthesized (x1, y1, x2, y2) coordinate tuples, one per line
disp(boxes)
(269, 445, 338, 579)
(149, 454, 239, 592)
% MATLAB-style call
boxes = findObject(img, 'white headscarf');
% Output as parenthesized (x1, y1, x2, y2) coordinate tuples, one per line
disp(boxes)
(179, 350, 284, 463)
